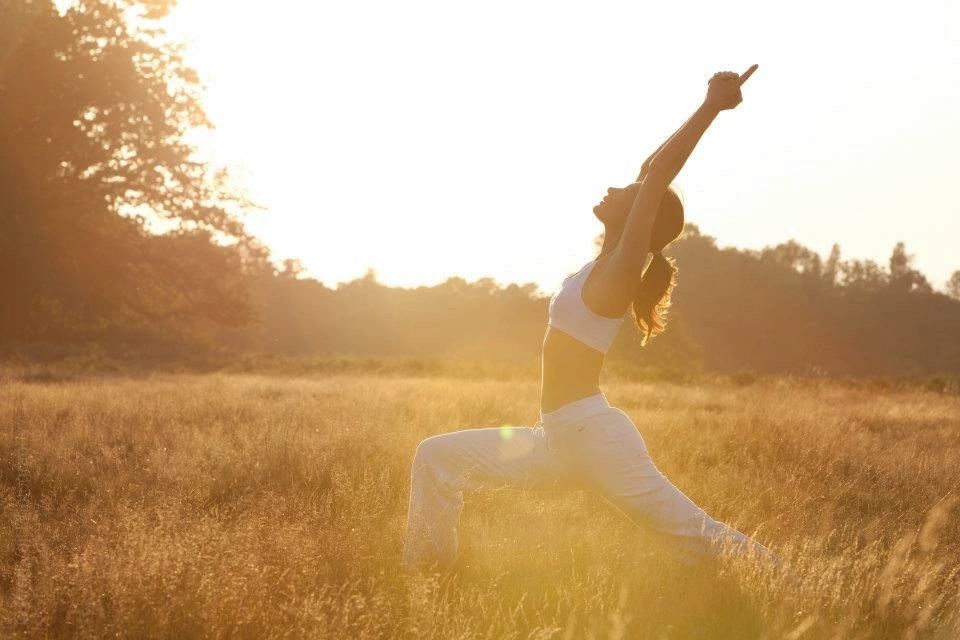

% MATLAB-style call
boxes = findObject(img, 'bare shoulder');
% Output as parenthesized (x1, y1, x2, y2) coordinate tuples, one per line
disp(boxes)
(580, 249, 645, 319)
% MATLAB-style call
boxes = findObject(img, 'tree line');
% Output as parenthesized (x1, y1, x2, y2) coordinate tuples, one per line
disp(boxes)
(232, 230, 960, 376)
(3, 1, 959, 376)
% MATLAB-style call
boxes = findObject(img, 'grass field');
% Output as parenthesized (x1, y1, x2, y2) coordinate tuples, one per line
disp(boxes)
(1, 371, 959, 638)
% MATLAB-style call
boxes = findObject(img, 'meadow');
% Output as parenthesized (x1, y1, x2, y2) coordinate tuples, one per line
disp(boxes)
(1, 369, 958, 639)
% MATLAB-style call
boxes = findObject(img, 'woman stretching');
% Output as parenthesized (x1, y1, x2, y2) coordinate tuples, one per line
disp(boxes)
(403, 66, 778, 571)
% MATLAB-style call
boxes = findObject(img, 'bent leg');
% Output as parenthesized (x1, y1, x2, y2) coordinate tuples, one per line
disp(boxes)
(402, 423, 561, 570)
(567, 409, 776, 563)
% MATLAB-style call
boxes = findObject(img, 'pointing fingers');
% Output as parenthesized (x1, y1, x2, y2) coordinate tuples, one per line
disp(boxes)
(738, 64, 759, 86)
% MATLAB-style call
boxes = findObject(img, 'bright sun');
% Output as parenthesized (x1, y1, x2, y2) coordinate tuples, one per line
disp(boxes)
(164, 0, 960, 290)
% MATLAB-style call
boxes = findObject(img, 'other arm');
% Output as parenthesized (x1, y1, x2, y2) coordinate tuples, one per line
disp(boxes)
(636, 116, 692, 182)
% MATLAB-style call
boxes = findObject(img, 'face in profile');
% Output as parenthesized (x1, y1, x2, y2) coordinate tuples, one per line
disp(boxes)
(593, 183, 684, 252)
(592, 183, 641, 231)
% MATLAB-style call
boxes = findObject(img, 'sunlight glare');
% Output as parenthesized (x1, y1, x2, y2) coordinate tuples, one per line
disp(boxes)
(165, 0, 960, 290)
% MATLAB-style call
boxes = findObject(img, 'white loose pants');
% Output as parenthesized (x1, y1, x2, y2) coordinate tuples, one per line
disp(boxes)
(402, 393, 775, 570)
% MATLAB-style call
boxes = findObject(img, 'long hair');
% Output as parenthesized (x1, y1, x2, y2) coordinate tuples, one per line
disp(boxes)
(631, 187, 684, 345)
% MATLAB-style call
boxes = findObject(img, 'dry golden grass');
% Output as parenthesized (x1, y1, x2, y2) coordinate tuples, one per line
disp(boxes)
(1, 371, 959, 638)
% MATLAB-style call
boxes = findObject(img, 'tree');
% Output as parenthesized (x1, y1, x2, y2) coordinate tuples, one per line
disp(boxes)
(888, 242, 932, 294)
(839, 259, 888, 291)
(0, 0, 267, 345)
(947, 271, 960, 301)
(760, 240, 822, 278)
(822, 244, 841, 286)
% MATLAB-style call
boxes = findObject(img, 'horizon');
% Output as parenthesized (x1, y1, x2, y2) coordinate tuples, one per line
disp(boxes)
(165, 0, 960, 291)
(285, 229, 947, 298)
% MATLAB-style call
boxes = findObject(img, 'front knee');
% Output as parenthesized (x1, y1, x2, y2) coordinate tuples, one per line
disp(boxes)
(412, 435, 447, 473)
(411, 434, 463, 494)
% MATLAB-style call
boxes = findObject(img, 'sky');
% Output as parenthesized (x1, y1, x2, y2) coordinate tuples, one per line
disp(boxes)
(164, 0, 960, 293)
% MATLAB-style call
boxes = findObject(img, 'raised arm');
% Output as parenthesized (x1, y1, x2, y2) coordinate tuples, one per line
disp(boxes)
(636, 65, 757, 181)
(617, 66, 756, 273)
(583, 66, 757, 317)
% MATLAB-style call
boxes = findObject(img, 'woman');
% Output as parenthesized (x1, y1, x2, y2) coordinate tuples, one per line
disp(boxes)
(402, 66, 778, 571)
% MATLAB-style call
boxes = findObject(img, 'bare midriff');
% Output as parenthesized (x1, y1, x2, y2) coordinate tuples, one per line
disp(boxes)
(540, 327, 606, 414)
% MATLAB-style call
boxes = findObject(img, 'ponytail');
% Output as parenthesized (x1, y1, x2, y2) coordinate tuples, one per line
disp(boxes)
(632, 252, 677, 346)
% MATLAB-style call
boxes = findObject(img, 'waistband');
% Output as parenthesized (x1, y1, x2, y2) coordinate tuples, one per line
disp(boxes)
(539, 392, 611, 428)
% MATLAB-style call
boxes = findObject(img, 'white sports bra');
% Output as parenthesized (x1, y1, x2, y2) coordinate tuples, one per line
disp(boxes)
(547, 259, 627, 354)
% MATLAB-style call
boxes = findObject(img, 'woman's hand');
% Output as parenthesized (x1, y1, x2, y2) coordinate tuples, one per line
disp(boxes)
(704, 64, 758, 112)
